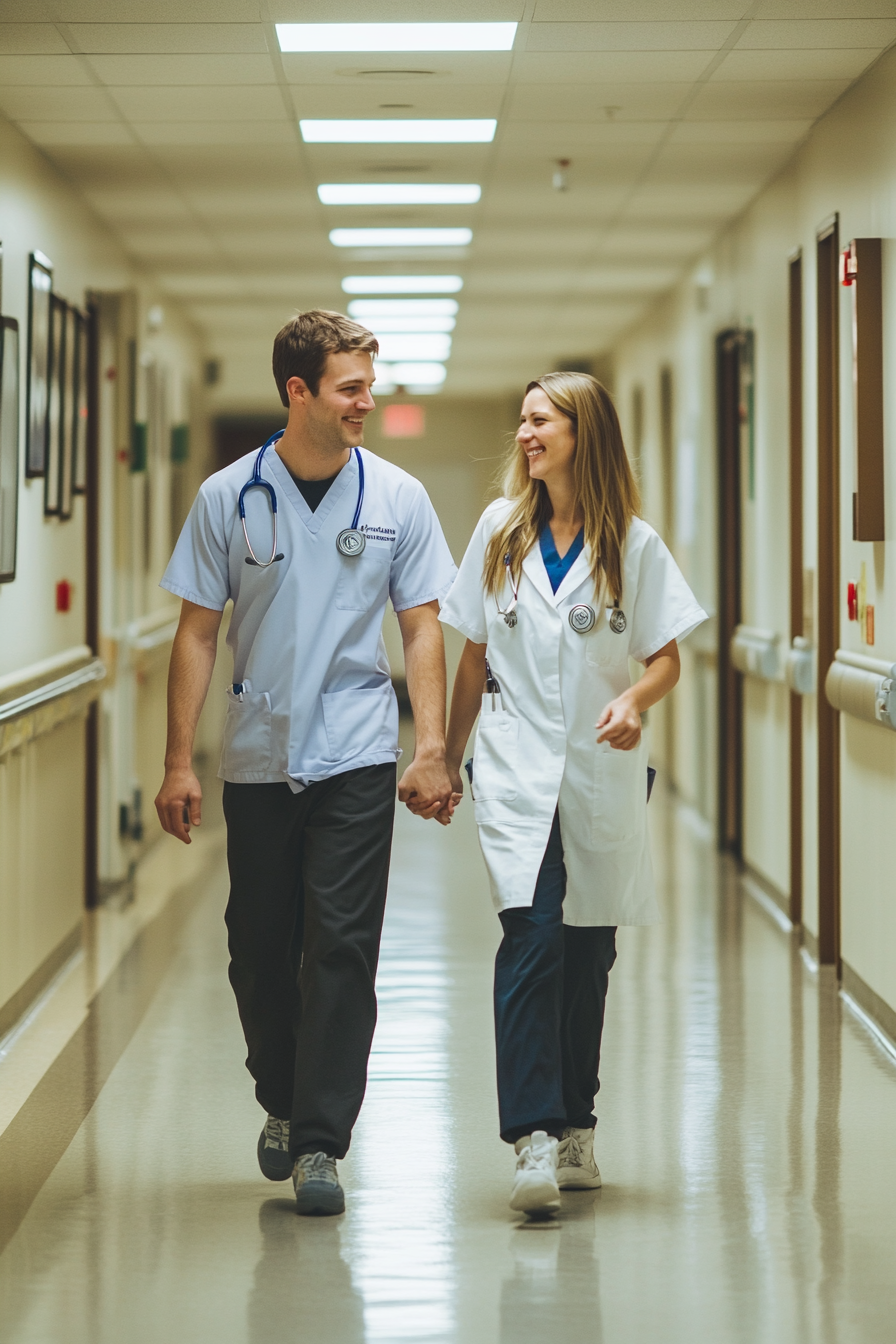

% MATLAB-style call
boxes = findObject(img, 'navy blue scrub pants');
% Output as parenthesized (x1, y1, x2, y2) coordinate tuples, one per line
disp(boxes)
(223, 764, 396, 1161)
(494, 811, 617, 1144)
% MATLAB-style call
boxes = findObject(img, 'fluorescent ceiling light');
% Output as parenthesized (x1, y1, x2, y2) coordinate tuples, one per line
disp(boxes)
(375, 333, 451, 362)
(348, 299, 459, 317)
(318, 183, 481, 206)
(301, 120, 496, 144)
(331, 228, 471, 248)
(342, 275, 463, 294)
(276, 23, 517, 52)
(375, 361, 447, 386)
(365, 315, 455, 333)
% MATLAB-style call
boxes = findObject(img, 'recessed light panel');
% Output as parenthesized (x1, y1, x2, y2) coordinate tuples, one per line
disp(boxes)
(330, 228, 471, 248)
(375, 333, 451, 362)
(375, 360, 447, 386)
(348, 299, 459, 317)
(318, 183, 481, 205)
(342, 276, 463, 294)
(362, 315, 455, 332)
(301, 120, 496, 144)
(277, 23, 517, 52)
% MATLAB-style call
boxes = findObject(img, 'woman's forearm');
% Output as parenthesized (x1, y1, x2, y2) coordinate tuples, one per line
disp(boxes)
(446, 639, 487, 773)
(626, 646, 679, 715)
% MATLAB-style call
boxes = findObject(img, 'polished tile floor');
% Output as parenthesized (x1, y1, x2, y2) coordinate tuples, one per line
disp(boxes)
(1, 785, 896, 1343)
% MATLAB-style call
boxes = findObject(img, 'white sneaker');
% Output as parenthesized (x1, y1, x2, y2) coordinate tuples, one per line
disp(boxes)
(509, 1130, 560, 1215)
(556, 1126, 601, 1189)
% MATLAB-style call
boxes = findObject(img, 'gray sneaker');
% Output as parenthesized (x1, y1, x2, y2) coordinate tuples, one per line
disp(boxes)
(292, 1151, 345, 1216)
(257, 1116, 292, 1182)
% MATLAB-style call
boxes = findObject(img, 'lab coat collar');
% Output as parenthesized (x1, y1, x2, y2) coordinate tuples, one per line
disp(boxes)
(267, 445, 358, 537)
(521, 544, 556, 606)
(522, 541, 595, 608)
(553, 545, 594, 602)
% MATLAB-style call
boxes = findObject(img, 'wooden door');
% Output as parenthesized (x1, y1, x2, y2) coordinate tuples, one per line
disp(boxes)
(789, 255, 804, 926)
(716, 331, 743, 857)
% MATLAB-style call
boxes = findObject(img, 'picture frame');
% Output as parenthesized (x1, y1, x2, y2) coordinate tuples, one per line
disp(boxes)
(44, 293, 66, 516)
(0, 316, 20, 583)
(25, 250, 52, 478)
(58, 301, 77, 519)
(73, 308, 88, 495)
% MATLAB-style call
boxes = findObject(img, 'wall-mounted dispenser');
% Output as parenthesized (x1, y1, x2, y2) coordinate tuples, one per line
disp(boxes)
(785, 636, 816, 695)
(824, 649, 896, 730)
(730, 625, 782, 681)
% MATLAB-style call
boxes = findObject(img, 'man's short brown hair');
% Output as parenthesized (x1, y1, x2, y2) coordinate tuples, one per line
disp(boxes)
(272, 310, 378, 406)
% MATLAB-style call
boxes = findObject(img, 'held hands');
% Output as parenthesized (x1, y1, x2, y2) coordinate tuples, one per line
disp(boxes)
(154, 767, 203, 844)
(398, 751, 462, 826)
(596, 690, 642, 751)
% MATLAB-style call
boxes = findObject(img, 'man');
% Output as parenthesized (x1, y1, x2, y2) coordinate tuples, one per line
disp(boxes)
(155, 311, 456, 1215)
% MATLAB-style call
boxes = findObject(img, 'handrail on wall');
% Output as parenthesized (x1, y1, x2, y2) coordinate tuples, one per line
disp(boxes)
(785, 636, 816, 695)
(0, 658, 106, 727)
(825, 648, 896, 730)
(730, 624, 783, 681)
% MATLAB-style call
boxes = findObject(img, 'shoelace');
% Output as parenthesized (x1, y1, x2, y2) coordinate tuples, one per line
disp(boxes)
(518, 1144, 554, 1172)
(294, 1151, 338, 1184)
(560, 1134, 585, 1167)
(264, 1117, 289, 1151)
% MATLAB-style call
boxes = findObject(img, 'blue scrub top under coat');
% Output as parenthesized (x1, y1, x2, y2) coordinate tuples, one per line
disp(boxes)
(540, 524, 585, 594)
(161, 444, 456, 791)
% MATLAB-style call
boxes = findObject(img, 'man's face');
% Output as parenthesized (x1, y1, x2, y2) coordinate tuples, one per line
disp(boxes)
(291, 350, 376, 455)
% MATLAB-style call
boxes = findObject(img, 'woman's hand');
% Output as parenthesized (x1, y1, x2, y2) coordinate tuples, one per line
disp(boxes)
(595, 691, 642, 751)
(433, 762, 465, 825)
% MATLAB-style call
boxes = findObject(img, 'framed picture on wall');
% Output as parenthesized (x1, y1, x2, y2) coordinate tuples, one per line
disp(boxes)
(44, 293, 66, 516)
(73, 308, 88, 495)
(25, 250, 52, 478)
(0, 317, 20, 582)
(58, 301, 77, 519)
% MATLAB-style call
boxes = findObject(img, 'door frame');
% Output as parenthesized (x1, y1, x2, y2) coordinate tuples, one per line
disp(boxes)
(716, 330, 744, 857)
(788, 253, 804, 926)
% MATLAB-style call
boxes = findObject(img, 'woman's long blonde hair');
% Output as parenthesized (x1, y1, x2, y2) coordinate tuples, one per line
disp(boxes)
(483, 372, 641, 605)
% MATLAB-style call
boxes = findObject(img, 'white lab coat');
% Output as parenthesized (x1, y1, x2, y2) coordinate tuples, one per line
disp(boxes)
(440, 500, 707, 927)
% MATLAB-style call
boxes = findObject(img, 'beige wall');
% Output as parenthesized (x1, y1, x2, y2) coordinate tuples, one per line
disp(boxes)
(614, 45, 896, 1015)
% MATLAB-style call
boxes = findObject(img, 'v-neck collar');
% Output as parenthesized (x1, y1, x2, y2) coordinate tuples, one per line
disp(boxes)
(522, 539, 594, 607)
(267, 447, 358, 537)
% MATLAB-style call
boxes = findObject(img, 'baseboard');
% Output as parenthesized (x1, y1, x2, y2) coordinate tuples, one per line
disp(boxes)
(742, 862, 791, 921)
(841, 960, 896, 1052)
(0, 923, 82, 1041)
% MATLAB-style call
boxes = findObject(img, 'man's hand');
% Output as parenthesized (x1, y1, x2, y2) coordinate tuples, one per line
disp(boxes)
(596, 690, 642, 751)
(155, 766, 203, 843)
(398, 752, 454, 822)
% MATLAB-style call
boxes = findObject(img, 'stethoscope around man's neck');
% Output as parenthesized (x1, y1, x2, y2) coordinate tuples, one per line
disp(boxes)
(496, 551, 627, 634)
(238, 429, 366, 567)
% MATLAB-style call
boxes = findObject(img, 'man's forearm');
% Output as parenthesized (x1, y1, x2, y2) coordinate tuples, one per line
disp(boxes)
(165, 626, 218, 768)
(402, 618, 447, 757)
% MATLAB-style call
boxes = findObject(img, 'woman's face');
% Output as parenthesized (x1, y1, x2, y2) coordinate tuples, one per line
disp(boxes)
(516, 387, 576, 483)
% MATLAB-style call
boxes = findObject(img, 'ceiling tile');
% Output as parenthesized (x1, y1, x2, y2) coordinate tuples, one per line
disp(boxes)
(51, 1, 267, 20)
(624, 183, 758, 217)
(517, 49, 712, 79)
(0, 86, 117, 120)
(110, 85, 287, 121)
(114, 227, 224, 260)
(132, 122, 295, 145)
(505, 82, 691, 119)
(668, 118, 813, 142)
(750, 1, 896, 17)
(0, 54, 93, 84)
(278, 53, 513, 85)
(526, 22, 736, 51)
(532, 1, 745, 17)
(180, 189, 314, 221)
(738, 18, 896, 47)
(0, 24, 71, 54)
(288, 84, 503, 116)
(82, 188, 196, 225)
(66, 24, 268, 54)
(648, 142, 794, 185)
(18, 121, 134, 145)
(711, 48, 881, 79)
(85, 54, 277, 84)
(686, 78, 850, 118)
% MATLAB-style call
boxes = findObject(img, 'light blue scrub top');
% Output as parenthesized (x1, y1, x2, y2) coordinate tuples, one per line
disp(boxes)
(161, 445, 457, 790)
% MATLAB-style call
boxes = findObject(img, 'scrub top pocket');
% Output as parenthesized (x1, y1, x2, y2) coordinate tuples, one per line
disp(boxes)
(222, 688, 273, 774)
(591, 743, 644, 848)
(472, 704, 519, 802)
(321, 682, 398, 762)
(334, 545, 391, 612)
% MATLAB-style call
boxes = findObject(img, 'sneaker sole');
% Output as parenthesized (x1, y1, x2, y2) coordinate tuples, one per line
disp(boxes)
(257, 1132, 293, 1182)
(557, 1169, 602, 1190)
(294, 1180, 345, 1217)
(510, 1176, 561, 1215)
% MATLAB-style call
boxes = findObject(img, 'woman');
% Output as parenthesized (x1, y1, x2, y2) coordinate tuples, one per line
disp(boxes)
(439, 372, 706, 1216)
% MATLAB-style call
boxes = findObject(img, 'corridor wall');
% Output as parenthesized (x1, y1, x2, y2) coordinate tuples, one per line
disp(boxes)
(0, 114, 209, 1036)
(614, 43, 896, 1030)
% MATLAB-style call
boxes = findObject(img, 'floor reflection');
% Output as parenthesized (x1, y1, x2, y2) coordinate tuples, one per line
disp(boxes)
(499, 1205, 602, 1343)
(249, 1200, 364, 1342)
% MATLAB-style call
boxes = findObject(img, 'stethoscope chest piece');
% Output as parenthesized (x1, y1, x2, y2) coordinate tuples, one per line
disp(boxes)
(336, 527, 366, 557)
(503, 610, 518, 629)
(609, 607, 627, 634)
(568, 604, 596, 633)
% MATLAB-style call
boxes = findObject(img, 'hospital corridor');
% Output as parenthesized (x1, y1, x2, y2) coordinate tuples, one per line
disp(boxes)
(2, 5, 896, 1342)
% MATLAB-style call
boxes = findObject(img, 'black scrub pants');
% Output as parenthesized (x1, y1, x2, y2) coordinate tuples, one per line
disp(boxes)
(494, 810, 617, 1144)
(223, 764, 396, 1160)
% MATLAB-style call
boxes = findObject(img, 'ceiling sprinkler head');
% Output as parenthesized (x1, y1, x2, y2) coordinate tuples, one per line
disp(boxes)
(552, 158, 570, 192)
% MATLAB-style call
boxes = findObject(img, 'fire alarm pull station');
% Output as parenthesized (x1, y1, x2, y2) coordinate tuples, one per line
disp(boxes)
(847, 582, 858, 621)
(840, 242, 858, 287)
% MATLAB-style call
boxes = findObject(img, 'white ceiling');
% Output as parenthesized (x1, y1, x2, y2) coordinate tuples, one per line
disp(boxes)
(1, 1, 894, 405)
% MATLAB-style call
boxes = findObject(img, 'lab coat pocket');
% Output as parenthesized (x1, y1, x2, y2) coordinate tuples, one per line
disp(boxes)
(321, 682, 398, 762)
(472, 703, 519, 802)
(222, 688, 272, 774)
(592, 744, 643, 848)
(334, 545, 392, 613)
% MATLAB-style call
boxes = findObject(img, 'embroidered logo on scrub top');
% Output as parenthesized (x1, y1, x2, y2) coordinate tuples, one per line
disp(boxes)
(361, 525, 397, 543)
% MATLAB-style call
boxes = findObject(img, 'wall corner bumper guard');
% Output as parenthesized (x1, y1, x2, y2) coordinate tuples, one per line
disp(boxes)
(824, 649, 896, 730)
(730, 625, 783, 681)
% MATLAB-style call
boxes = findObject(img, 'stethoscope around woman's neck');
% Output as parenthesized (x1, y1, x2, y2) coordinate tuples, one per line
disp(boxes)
(496, 551, 627, 634)
(238, 429, 366, 567)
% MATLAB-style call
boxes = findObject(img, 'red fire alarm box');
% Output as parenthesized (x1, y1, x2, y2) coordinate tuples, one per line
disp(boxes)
(55, 580, 72, 612)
